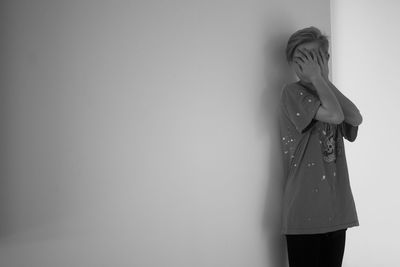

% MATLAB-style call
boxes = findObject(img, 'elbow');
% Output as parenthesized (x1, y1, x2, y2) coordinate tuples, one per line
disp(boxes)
(345, 112, 363, 126)
(356, 113, 363, 125)
(331, 112, 345, 125)
(351, 116, 363, 126)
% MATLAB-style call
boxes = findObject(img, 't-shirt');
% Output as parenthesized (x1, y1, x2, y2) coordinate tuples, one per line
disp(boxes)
(278, 80, 360, 235)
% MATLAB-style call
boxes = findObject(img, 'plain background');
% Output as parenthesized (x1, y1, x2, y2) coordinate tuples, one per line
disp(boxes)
(3, 0, 394, 266)
(331, 1, 400, 266)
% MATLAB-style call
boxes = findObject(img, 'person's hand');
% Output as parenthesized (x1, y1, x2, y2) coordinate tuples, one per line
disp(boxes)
(293, 48, 322, 82)
(316, 47, 329, 81)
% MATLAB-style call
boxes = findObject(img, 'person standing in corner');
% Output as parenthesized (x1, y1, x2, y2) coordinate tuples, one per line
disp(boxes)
(278, 26, 363, 267)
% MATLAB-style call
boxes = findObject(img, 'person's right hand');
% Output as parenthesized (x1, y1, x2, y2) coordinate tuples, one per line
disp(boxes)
(293, 48, 322, 82)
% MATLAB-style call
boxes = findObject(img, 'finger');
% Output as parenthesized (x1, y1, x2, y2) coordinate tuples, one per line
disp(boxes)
(319, 47, 326, 64)
(316, 49, 323, 65)
(306, 48, 315, 61)
(310, 49, 318, 62)
(303, 48, 313, 61)
(294, 61, 303, 72)
(295, 57, 305, 67)
(296, 62, 303, 72)
(314, 49, 320, 63)
(298, 64, 303, 72)
(294, 50, 307, 62)
(307, 49, 316, 62)
(297, 48, 311, 61)
(293, 56, 305, 64)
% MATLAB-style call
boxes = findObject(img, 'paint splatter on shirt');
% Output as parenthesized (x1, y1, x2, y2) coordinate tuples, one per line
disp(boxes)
(279, 81, 360, 235)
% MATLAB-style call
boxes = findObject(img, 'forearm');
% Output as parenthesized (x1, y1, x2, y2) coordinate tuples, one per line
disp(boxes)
(311, 76, 344, 120)
(325, 80, 363, 126)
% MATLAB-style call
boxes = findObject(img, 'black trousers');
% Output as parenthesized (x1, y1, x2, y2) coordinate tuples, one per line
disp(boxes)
(285, 228, 347, 267)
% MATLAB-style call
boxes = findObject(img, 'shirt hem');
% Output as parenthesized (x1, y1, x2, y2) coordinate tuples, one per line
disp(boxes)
(281, 220, 359, 235)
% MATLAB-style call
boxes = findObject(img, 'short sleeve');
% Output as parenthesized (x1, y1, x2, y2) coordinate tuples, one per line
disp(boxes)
(281, 83, 321, 134)
(339, 121, 358, 142)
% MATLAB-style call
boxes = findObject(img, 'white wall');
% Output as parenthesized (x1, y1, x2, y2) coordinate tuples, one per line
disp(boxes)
(331, 1, 400, 266)
(0, 1, 330, 266)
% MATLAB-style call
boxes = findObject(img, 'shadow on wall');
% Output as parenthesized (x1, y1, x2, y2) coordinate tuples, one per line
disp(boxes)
(258, 28, 297, 267)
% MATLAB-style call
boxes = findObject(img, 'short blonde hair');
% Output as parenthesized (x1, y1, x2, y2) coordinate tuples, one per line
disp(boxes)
(286, 26, 330, 63)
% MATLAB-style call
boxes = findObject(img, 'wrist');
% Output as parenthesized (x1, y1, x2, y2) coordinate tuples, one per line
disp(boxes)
(310, 74, 324, 84)
(323, 75, 331, 84)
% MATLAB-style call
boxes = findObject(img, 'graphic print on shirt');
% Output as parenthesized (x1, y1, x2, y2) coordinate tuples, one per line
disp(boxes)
(320, 123, 339, 163)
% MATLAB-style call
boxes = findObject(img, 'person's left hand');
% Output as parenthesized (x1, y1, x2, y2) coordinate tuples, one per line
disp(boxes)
(315, 47, 329, 81)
